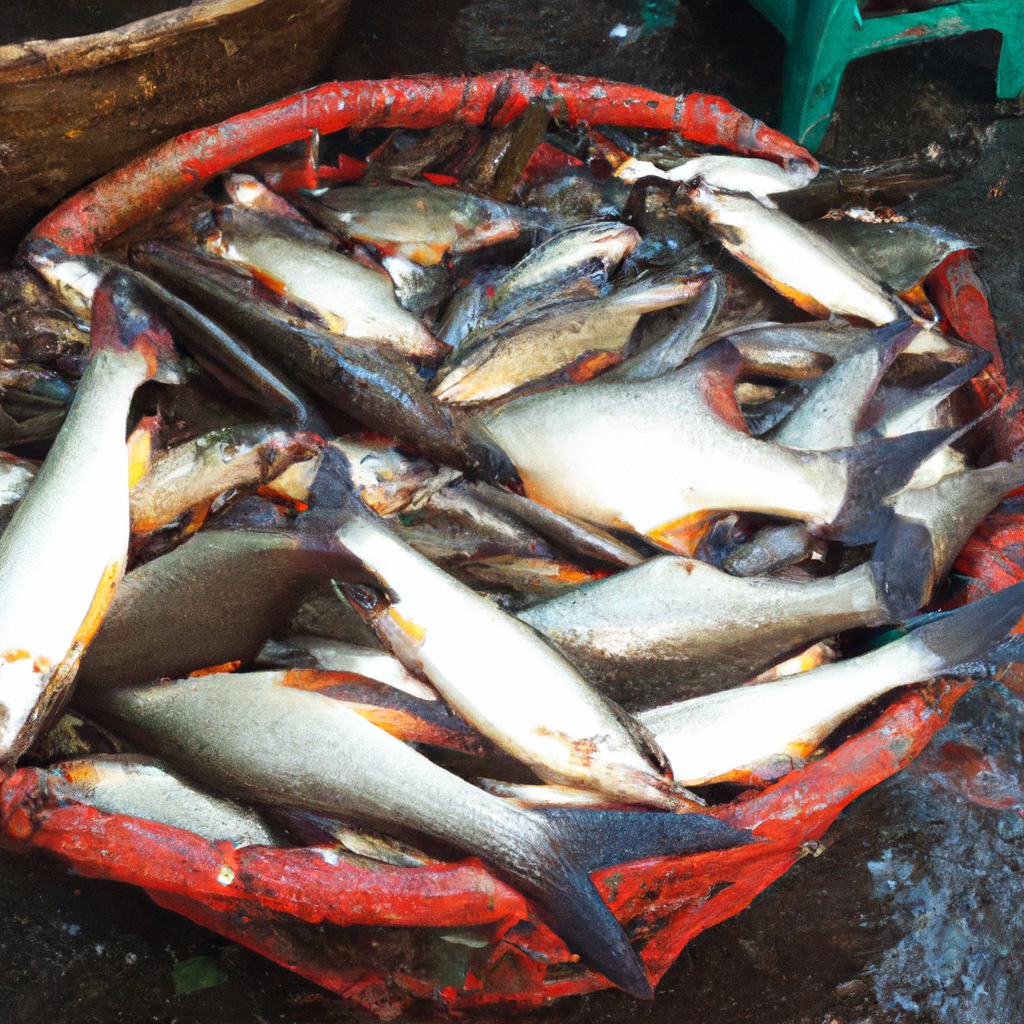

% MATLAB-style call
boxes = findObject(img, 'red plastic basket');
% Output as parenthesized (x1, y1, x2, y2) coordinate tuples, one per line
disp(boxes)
(3, 71, 1020, 1019)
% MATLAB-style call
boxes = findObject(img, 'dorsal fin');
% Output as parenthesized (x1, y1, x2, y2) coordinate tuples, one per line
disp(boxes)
(692, 340, 749, 435)
(276, 670, 486, 754)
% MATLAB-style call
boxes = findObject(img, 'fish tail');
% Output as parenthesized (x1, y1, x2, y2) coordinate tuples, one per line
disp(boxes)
(866, 317, 919, 359)
(865, 348, 994, 440)
(912, 580, 1024, 669)
(868, 513, 933, 618)
(974, 458, 1024, 504)
(828, 427, 957, 543)
(609, 272, 723, 383)
(91, 271, 180, 383)
(515, 807, 755, 997)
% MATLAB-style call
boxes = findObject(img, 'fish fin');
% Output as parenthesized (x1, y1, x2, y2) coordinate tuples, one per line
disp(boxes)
(91, 271, 182, 383)
(514, 844, 654, 998)
(303, 444, 367, 525)
(828, 427, 956, 543)
(912, 580, 1024, 668)
(455, 414, 523, 489)
(865, 316, 919, 359)
(868, 513, 933, 618)
(972, 459, 1024, 504)
(607, 272, 723, 383)
(920, 347, 992, 400)
(276, 671, 485, 754)
(536, 806, 759, 874)
(862, 347, 993, 439)
(508, 804, 755, 995)
(692, 340, 749, 435)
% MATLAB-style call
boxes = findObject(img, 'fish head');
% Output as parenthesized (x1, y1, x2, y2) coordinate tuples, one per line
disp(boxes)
(19, 238, 110, 324)
(91, 271, 184, 384)
(338, 581, 428, 678)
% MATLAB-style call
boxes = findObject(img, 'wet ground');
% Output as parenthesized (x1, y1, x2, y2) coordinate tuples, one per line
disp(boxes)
(3, 1, 1024, 1021)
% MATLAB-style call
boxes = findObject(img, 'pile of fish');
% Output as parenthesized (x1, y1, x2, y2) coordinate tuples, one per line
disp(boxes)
(2, 108, 1024, 1001)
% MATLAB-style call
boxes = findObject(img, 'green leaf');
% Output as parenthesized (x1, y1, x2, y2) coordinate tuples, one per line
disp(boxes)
(173, 956, 227, 995)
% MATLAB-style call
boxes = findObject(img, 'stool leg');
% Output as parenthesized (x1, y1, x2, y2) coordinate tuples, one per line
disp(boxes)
(778, 0, 856, 151)
(996, 25, 1024, 100)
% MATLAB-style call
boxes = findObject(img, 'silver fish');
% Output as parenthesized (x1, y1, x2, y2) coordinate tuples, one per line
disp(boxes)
(206, 225, 446, 361)
(222, 173, 312, 224)
(335, 505, 700, 811)
(638, 581, 1024, 785)
(687, 182, 912, 325)
(518, 548, 927, 709)
(719, 316, 963, 363)
(436, 270, 499, 353)
(482, 221, 640, 321)
(77, 516, 383, 692)
(477, 340, 952, 545)
(434, 267, 703, 404)
(465, 481, 645, 569)
(600, 272, 723, 384)
(398, 477, 559, 568)
(0, 272, 179, 767)
(617, 154, 815, 197)
(41, 754, 279, 847)
(301, 183, 543, 266)
(890, 460, 1024, 602)
(19, 239, 114, 323)
(83, 669, 754, 998)
(860, 349, 992, 441)
(129, 424, 321, 535)
(215, 205, 339, 250)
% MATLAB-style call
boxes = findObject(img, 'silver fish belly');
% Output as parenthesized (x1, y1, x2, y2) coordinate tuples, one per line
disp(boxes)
(0, 272, 175, 767)
(334, 511, 696, 810)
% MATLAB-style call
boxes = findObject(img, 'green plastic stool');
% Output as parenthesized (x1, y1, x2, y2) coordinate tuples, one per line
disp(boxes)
(747, 0, 1024, 150)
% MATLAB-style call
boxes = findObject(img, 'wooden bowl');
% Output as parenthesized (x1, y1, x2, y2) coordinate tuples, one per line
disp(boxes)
(0, 0, 350, 257)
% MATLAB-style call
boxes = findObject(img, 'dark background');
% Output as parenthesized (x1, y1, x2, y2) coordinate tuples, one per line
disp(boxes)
(2, 1, 1024, 1021)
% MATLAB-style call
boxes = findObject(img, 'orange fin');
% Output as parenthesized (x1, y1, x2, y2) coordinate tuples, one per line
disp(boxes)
(692, 340, 749, 435)
(276, 670, 485, 754)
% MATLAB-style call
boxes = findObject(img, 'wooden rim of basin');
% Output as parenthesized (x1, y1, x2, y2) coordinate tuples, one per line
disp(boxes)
(0, 0, 272, 84)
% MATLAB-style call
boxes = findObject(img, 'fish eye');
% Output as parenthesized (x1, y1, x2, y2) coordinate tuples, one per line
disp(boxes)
(346, 584, 381, 610)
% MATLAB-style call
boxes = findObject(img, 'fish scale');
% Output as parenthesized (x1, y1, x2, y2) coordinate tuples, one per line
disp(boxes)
(0, 272, 178, 767)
